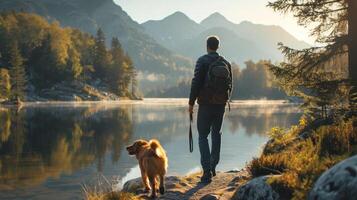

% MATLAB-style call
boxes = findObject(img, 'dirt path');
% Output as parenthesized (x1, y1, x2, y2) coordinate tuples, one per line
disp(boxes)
(124, 170, 250, 200)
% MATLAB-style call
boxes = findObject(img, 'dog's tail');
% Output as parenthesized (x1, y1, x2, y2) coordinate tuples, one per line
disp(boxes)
(150, 139, 160, 149)
(150, 139, 163, 158)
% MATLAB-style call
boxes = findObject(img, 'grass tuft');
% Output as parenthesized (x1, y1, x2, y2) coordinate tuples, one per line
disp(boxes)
(82, 176, 138, 200)
(248, 117, 357, 199)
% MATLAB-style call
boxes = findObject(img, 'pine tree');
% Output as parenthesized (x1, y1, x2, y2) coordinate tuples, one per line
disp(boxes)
(93, 28, 110, 79)
(30, 34, 59, 87)
(111, 37, 124, 62)
(109, 37, 125, 95)
(9, 42, 27, 101)
(123, 53, 136, 97)
(66, 47, 82, 80)
(0, 68, 11, 99)
(130, 68, 138, 98)
(267, 0, 353, 118)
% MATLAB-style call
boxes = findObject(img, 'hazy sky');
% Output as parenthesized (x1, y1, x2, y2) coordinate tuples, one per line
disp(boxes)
(115, 0, 315, 44)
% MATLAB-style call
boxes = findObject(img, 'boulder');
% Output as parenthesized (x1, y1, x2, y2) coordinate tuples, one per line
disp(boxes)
(200, 194, 219, 200)
(122, 177, 143, 193)
(232, 175, 280, 200)
(308, 155, 357, 200)
(122, 175, 183, 194)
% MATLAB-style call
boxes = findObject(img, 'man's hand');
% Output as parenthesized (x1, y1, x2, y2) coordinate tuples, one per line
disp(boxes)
(189, 105, 194, 114)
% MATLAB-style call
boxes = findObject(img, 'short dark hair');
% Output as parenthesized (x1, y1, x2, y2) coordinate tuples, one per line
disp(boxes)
(207, 36, 219, 51)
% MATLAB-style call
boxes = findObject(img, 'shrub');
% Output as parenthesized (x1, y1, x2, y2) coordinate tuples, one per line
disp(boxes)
(248, 117, 356, 199)
(319, 121, 356, 156)
(263, 125, 302, 155)
(249, 153, 288, 177)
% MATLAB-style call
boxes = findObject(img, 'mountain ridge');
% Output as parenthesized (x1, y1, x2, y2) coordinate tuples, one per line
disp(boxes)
(142, 11, 204, 51)
(141, 11, 310, 63)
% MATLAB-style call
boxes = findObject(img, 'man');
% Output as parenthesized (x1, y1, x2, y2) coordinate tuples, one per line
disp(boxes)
(188, 36, 232, 183)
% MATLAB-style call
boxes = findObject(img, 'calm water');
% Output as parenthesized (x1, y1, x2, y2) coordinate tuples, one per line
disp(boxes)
(0, 99, 301, 200)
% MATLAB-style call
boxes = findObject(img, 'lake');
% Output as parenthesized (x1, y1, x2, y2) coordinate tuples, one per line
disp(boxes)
(0, 99, 301, 200)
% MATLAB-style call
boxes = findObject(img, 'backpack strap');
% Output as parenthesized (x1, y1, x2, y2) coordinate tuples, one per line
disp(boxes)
(221, 57, 233, 111)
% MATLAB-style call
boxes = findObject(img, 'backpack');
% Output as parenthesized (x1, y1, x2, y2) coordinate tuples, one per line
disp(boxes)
(205, 56, 232, 101)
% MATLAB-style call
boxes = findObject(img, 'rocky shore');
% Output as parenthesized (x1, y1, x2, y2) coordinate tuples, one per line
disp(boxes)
(122, 170, 251, 200)
(117, 117, 357, 200)
(1, 80, 141, 105)
(119, 153, 357, 200)
(26, 81, 121, 101)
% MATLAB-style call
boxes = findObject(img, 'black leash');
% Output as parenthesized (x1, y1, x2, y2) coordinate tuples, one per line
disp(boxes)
(189, 113, 194, 153)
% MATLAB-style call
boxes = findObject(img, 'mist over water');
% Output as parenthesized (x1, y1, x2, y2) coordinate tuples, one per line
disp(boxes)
(0, 100, 301, 199)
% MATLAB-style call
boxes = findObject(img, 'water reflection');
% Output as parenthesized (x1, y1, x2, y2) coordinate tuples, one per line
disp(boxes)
(226, 104, 300, 136)
(0, 102, 301, 199)
(0, 105, 133, 190)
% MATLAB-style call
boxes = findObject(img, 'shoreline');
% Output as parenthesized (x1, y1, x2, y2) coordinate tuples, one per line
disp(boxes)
(108, 116, 357, 200)
(117, 169, 251, 200)
(0, 98, 299, 108)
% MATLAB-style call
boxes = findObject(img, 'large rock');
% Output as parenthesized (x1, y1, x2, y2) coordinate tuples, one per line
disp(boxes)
(308, 155, 357, 200)
(122, 177, 143, 193)
(200, 194, 219, 200)
(122, 176, 182, 193)
(34, 81, 120, 101)
(232, 175, 280, 200)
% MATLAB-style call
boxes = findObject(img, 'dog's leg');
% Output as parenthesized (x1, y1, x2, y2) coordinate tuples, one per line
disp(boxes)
(155, 176, 160, 192)
(143, 174, 150, 192)
(149, 176, 157, 198)
(159, 174, 165, 195)
(140, 163, 150, 192)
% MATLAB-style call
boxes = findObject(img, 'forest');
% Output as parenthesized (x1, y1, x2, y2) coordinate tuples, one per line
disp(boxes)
(148, 60, 287, 100)
(0, 12, 137, 102)
(0, 12, 292, 102)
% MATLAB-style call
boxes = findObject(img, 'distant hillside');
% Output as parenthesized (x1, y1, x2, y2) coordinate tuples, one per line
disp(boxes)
(0, 0, 193, 92)
(142, 11, 205, 51)
(142, 12, 310, 63)
(202, 13, 310, 60)
(176, 27, 271, 63)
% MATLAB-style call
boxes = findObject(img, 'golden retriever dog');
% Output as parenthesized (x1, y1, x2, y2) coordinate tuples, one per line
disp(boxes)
(126, 139, 168, 198)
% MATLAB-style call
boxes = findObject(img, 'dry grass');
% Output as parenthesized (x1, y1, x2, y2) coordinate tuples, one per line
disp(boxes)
(248, 117, 357, 199)
(82, 176, 138, 200)
(84, 191, 138, 200)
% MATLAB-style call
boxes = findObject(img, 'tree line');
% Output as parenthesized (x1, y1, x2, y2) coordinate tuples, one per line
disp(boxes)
(0, 12, 137, 101)
(147, 60, 286, 100)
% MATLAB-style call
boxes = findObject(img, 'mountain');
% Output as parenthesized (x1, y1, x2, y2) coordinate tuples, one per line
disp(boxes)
(200, 12, 236, 29)
(141, 12, 310, 63)
(142, 11, 204, 50)
(200, 13, 310, 60)
(0, 0, 193, 92)
(176, 27, 271, 63)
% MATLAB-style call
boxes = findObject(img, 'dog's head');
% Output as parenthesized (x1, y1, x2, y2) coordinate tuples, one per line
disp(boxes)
(126, 140, 148, 155)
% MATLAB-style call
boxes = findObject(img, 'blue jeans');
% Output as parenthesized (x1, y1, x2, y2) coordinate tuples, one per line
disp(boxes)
(197, 104, 225, 173)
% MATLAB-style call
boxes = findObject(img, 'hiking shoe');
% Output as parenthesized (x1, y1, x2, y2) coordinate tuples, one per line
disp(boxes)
(200, 171, 212, 183)
(211, 168, 216, 177)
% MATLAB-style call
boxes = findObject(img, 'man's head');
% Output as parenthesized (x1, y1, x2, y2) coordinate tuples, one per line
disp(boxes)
(206, 36, 220, 53)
